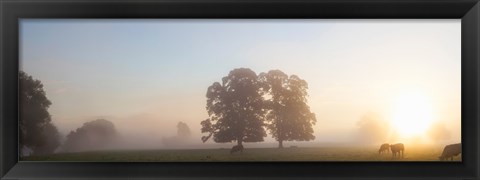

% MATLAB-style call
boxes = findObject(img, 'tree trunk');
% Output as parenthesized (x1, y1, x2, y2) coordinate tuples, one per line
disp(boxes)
(238, 139, 243, 146)
(278, 140, 284, 148)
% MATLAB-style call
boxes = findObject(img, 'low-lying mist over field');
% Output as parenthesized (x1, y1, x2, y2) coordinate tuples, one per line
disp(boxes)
(49, 112, 459, 152)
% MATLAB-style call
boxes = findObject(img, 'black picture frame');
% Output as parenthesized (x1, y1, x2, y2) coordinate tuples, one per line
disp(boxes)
(1, 0, 479, 179)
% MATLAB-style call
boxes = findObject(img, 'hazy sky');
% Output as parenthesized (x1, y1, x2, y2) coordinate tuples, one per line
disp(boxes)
(20, 19, 461, 149)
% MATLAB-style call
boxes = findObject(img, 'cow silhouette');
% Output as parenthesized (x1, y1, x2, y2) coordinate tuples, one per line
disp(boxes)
(378, 143, 390, 154)
(439, 143, 461, 161)
(390, 143, 404, 158)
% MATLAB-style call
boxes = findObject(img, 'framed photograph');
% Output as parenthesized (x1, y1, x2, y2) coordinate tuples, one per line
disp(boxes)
(1, 0, 479, 179)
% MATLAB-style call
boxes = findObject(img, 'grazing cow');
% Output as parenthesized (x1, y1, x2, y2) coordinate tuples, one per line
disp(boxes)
(439, 143, 461, 161)
(390, 143, 404, 158)
(230, 144, 244, 154)
(378, 143, 390, 154)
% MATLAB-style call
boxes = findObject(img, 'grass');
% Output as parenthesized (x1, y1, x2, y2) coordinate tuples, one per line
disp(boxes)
(21, 145, 462, 162)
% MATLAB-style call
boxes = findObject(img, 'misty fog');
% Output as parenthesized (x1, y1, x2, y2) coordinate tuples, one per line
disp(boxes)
(20, 19, 461, 153)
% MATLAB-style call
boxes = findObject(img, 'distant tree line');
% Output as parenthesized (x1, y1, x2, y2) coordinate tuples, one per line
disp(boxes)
(162, 121, 192, 146)
(201, 68, 317, 148)
(62, 119, 117, 152)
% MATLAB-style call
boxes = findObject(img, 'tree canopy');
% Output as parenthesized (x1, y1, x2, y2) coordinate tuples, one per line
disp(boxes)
(201, 68, 317, 148)
(201, 68, 267, 146)
(162, 121, 193, 146)
(177, 121, 192, 138)
(62, 119, 117, 152)
(259, 70, 316, 148)
(19, 71, 61, 155)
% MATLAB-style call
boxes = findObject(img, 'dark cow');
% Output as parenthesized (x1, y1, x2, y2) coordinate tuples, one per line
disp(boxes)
(439, 143, 461, 161)
(230, 144, 244, 154)
(390, 143, 404, 158)
(378, 143, 390, 154)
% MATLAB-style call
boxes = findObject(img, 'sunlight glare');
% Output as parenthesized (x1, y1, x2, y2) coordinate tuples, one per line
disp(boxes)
(390, 90, 435, 139)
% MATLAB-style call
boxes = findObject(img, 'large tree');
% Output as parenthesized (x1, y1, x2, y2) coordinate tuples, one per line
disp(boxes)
(201, 68, 267, 146)
(259, 70, 316, 148)
(19, 71, 61, 155)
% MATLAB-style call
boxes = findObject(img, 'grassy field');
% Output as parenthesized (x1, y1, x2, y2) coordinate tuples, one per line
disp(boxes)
(21, 145, 461, 162)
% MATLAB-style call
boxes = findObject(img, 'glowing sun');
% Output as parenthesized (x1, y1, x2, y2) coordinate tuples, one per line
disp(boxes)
(390, 90, 435, 138)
